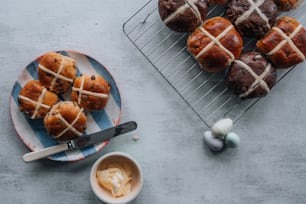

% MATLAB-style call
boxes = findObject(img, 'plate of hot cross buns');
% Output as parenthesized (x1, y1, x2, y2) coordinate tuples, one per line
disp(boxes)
(10, 51, 122, 162)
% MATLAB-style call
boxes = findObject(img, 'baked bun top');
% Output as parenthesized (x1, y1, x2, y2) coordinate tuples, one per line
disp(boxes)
(44, 101, 87, 141)
(225, 0, 278, 38)
(226, 52, 277, 99)
(71, 74, 111, 111)
(18, 80, 58, 119)
(158, 0, 209, 33)
(38, 52, 77, 93)
(256, 16, 306, 68)
(187, 17, 243, 72)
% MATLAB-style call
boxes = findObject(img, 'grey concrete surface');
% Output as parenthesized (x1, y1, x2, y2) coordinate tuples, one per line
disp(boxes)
(1, 0, 306, 203)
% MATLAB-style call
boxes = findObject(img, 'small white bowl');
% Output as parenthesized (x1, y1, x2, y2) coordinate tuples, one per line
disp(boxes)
(90, 152, 143, 204)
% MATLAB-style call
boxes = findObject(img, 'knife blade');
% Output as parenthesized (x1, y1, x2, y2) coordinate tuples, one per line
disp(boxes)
(22, 121, 137, 162)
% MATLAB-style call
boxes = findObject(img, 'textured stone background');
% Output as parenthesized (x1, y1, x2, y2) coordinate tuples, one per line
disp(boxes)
(0, 0, 306, 203)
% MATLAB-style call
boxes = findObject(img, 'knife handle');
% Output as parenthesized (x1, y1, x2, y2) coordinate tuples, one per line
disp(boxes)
(23, 143, 69, 162)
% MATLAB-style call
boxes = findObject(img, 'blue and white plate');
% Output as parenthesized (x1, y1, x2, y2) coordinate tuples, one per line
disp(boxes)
(10, 50, 122, 162)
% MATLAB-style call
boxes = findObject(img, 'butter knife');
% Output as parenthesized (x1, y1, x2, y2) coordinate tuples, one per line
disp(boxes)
(23, 121, 137, 162)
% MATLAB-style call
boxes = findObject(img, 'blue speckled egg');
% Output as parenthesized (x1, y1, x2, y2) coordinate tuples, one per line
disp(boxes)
(224, 132, 240, 148)
(203, 131, 224, 152)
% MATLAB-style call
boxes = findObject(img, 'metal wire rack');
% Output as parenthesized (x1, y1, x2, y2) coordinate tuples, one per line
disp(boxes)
(123, 0, 305, 127)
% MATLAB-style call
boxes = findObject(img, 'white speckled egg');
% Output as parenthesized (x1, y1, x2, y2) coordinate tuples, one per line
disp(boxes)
(203, 131, 224, 152)
(211, 118, 233, 138)
(224, 132, 240, 148)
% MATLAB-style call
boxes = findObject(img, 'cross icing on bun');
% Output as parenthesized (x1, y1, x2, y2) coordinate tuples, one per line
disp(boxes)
(18, 80, 58, 119)
(44, 101, 87, 141)
(257, 16, 306, 68)
(158, 0, 209, 32)
(187, 17, 243, 72)
(38, 52, 77, 93)
(71, 74, 110, 111)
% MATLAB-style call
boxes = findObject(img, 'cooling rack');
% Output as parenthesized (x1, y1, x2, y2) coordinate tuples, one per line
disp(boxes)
(123, 0, 305, 127)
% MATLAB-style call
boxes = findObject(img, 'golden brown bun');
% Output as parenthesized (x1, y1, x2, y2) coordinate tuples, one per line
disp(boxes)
(71, 74, 111, 111)
(38, 52, 77, 93)
(44, 101, 87, 141)
(187, 17, 243, 72)
(257, 16, 306, 68)
(18, 80, 58, 119)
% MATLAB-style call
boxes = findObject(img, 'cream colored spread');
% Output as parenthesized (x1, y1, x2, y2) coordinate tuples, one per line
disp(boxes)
(97, 163, 132, 197)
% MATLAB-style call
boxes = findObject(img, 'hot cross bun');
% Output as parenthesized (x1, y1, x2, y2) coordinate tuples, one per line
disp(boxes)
(209, 0, 228, 4)
(44, 101, 87, 141)
(158, 0, 209, 32)
(257, 16, 306, 68)
(226, 52, 277, 99)
(71, 74, 111, 111)
(187, 17, 243, 72)
(38, 52, 77, 93)
(225, 0, 278, 38)
(18, 80, 58, 119)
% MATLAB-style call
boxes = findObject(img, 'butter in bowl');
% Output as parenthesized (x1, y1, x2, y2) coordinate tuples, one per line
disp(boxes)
(90, 152, 143, 204)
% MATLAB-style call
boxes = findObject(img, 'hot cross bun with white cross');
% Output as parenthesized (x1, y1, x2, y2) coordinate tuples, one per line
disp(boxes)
(18, 80, 59, 119)
(38, 52, 77, 93)
(71, 74, 110, 111)
(257, 16, 306, 68)
(226, 52, 277, 99)
(187, 17, 243, 72)
(44, 101, 87, 141)
(225, 0, 278, 38)
(158, 0, 209, 33)
(274, 0, 303, 11)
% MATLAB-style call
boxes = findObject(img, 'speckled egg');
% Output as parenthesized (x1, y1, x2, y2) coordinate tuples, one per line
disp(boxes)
(211, 118, 233, 138)
(203, 131, 224, 152)
(224, 132, 240, 148)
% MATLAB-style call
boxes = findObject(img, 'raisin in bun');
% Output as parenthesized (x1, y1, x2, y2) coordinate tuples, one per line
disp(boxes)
(158, 0, 209, 33)
(44, 101, 87, 141)
(225, 0, 278, 38)
(18, 80, 58, 119)
(257, 16, 306, 68)
(226, 52, 277, 99)
(187, 17, 243, 72)
(38, 52, 77, 93)
(71, 74, 110, 111)
(274, 0, 303, 11)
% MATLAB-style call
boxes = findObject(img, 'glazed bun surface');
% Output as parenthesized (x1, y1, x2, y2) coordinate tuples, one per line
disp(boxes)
(158, 0, 209, 32)
(18, 80, 58, 119)
(225, 0, 278, 38)
(44, 101, 87, 141)
(226, 52, 277, 99)
(187, 17, 243, 72)
(257, 16, 306, 68)
(38, 52, 77, 93)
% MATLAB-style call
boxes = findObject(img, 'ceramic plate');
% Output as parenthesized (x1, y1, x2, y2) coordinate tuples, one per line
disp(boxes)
(10, 50, 122, 162)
